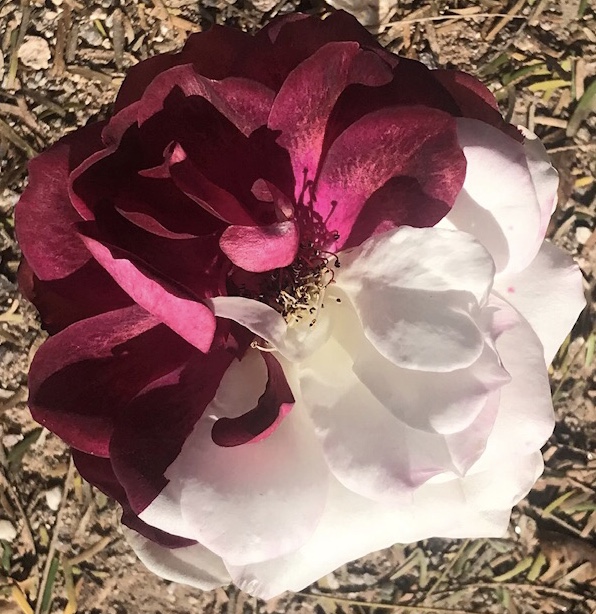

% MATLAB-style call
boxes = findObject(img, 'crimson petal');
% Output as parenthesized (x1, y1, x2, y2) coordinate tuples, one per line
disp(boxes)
(268, 42, 392, 191)
(219, 220, 299, 273)
(433, 70, 522, 141)
(18, 258, 132, 334)
(211, 353, 295, 447)
(28, 306, 193, 456)
(109, 343, 238, 512)
(16, 122, 105, 281)
(137, 66, 274, 137)
(314, 106, 466, 250)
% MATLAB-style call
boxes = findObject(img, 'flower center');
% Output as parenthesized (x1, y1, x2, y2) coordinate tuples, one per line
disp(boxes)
(263, 241, 341, 326)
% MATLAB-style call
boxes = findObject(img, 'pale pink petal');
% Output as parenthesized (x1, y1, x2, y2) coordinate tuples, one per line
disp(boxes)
(219, 220, 299, 272)
(139, 352, 328, 566)
(354, 340, 509, 435)
(493, 241, 585, 365)
(300, 330, 453, 502)
(477, 295, 557, 462)
(298, 295, 505, 501)
(517, 125, 559, 238)
(442, 119, 545, 275)
(336, 227, 493, 371)
(122, 526, 230, 590)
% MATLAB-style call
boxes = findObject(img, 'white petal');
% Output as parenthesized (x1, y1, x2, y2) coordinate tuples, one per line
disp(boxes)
(478, 294, 556, 461)
(493, 241, 585, 365)
(336, 226, 494, 372)
(122, 526, 230, 590)
(226, 450, 543, 599)
(442, 118, 547, 275)
(298, 298, 482, 500)
(140, 352, 329, 566)
(517, 125, 559, 237)
(354, 339, 510, 435)
(207, 296, 331, 361)
(339, 225, 495, 303)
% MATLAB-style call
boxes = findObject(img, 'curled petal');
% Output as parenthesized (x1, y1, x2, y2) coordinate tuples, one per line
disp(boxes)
(123, 527, 230, 590)
(212, 352, 295, 446)
(137, 66, 275, 137)
(28, 306, 188, 456)
(207, 296, 332, 361)
(16, 123, 105, 280)
(219, 220, 299, 272)
(442, 118, 550, 275)
(80, 234, 216, 353)
(139, 354, 328, 565)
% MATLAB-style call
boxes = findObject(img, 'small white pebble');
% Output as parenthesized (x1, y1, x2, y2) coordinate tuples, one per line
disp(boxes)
(0, 520, 17, 543)
(514, 525, 522, 535)
(45, 486, 62, 511)
(18, 36, 51, 70)
(576, 226, 592, 244)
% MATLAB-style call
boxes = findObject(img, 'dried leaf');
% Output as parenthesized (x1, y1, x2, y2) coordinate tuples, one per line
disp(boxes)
(7, 428, 42, 471)
(544, 490, 577, 515)
(40, 556, 59, 614)
(527, 552, 547, 582)
(493, 556, 533, 581)
(567, 78, 596, 136)
(11, 586, 33, 614)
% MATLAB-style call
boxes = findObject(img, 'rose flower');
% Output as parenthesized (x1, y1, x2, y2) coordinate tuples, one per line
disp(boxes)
(16, 11, 584, 599)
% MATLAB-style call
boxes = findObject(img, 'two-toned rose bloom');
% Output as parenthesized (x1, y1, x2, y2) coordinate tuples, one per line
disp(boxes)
(16, 11, 584, 598)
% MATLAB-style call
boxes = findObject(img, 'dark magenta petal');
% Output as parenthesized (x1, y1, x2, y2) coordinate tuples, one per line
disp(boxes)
(219, 220, 299, 273)
(72, 450, 196, 548)
(79, 232, 217, 353)
(15, 122, 105, 281)
(211, 353, 294, 447)
(137, 66, 274, 137)
(432, 70, 522, 142)
(137, 89, 293, 223)
(114, 25, 259, 112)
(109, 341, 238, 513)
(314, 106, 466, 251)
(167, 143, 255, 226)
(269, 42, 392, 190)
(29, 306, 193, 456)
(78, 194, 226, 299)
(18, 258, 132, 334)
